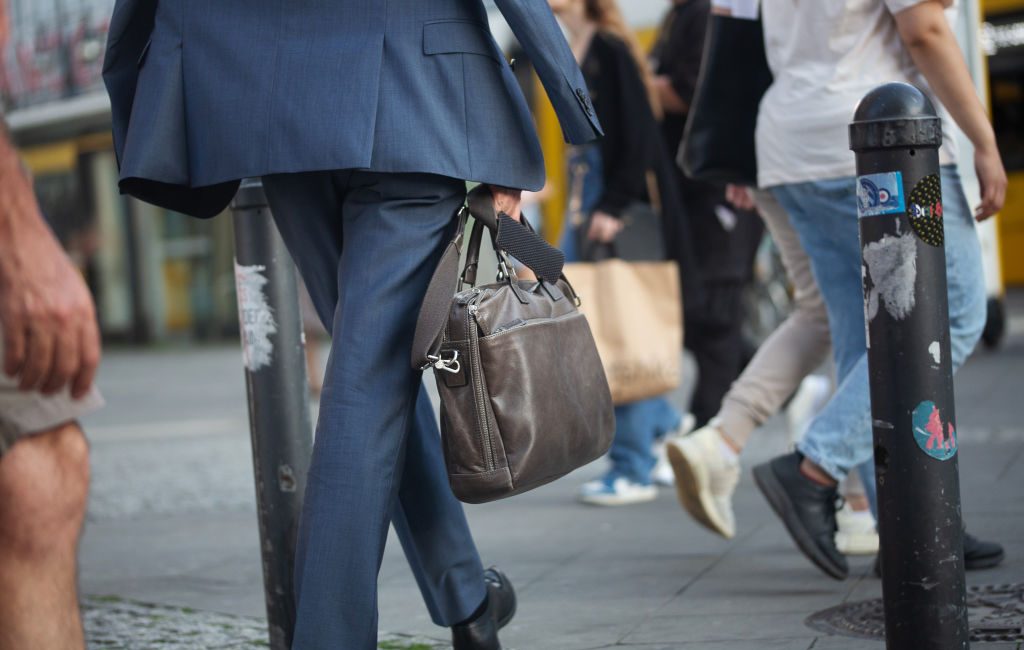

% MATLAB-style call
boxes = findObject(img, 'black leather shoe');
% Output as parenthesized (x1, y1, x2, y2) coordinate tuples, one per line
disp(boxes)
(964, 531, 1005, 570)
(452, 567, 517, 650)
(753, 453, 848, 580)
(874, 530, 1005, 577)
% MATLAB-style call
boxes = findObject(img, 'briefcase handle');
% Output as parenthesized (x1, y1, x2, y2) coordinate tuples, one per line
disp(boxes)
(411, 186, 569, 371)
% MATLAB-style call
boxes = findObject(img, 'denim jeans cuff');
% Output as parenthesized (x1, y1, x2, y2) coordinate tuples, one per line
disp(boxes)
(796, 442, 846, 483)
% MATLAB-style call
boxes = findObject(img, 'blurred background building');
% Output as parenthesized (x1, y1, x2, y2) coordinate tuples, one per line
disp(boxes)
(2, 0, 1021, 345)
(3, 0, 237, 344)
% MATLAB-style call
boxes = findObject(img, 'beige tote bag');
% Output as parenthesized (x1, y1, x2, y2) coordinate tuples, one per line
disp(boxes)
(564, 259, 683, 405)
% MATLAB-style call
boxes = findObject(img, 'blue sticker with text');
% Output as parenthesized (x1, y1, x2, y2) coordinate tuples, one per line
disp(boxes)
(857, 171, 906, 218)
(912, 401, 958, 461)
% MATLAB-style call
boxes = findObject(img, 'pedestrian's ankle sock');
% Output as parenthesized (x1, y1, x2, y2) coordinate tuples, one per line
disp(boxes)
(456, 594, 489, 627)
(717, 438, 740, 465)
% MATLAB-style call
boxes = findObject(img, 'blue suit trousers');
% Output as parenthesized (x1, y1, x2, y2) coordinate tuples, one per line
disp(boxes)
(262, 170, 486, 649)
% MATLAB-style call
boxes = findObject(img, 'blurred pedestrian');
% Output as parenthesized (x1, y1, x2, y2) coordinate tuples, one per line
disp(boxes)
(667, 185, 832, 540)
(548, 0, 686, 506)
(749, 0, 1006, 580)
(0, 2, 103, 643)
(650, 0, 764, 429)
(671, 179, 879, 553)
(103, 0, 601, 647)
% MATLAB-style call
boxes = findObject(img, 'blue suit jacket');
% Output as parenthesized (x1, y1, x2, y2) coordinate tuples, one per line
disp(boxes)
(103, 0, 602, 218)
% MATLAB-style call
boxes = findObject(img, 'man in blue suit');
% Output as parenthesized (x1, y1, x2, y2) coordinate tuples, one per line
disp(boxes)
(104, 1, 601, 648)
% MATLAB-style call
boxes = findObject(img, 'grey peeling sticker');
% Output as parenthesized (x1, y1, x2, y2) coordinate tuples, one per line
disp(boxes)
(929, 341, 941, 365)
(863, 232, 917, 321)
(857, 171, 905, 218)
(235, 262, 278, 372)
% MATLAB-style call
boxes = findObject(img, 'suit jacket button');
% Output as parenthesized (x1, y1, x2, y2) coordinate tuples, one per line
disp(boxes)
(576, 88, 594, 116)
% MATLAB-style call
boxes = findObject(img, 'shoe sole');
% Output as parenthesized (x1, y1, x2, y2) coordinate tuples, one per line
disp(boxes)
(667, 443, 733, 539)
(752, 463, 848, 580)
(579, 492, 657, 506)
(836, 531, 880, 556)
(966, 549, 1005, 571)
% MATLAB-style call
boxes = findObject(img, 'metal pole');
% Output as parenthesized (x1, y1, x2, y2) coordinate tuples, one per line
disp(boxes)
(231, 178, 313, 650)
(849, 83, 969, 649)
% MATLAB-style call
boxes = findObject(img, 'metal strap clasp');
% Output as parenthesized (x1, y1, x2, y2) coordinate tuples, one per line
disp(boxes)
(424, 350, 461, 374)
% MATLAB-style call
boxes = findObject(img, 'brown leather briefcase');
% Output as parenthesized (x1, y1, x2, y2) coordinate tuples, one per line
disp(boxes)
(412, 187, 614, 504)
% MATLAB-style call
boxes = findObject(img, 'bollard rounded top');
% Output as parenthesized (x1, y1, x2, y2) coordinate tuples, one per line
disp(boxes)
(853, 82, 937, 122)
(849, 82, 943, 152)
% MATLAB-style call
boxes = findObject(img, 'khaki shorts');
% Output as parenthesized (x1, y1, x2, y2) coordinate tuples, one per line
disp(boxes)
(0, 334, 103, 458)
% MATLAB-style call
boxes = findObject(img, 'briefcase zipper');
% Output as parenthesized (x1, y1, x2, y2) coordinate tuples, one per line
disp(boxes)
(466, 299, 495, 472)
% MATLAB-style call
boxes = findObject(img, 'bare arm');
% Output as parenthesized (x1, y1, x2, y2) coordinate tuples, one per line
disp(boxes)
(0, 128, 101, 397)
(894, 0, 1007, 220)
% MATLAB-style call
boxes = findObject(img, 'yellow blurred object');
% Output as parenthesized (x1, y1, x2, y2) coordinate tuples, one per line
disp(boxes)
(21, 141, 77, 175)
(999, 173, 1024, 283)
(537, 77, 567, 245)
(984, 0, 1023, 14)
(163, 260, 194, 332)
(76, 132, 115, 154)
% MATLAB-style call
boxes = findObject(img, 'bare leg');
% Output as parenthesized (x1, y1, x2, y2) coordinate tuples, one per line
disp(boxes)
(0, 422, 90, 650)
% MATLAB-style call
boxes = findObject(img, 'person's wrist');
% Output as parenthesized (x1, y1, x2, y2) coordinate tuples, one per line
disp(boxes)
(974, 130, 999, 156)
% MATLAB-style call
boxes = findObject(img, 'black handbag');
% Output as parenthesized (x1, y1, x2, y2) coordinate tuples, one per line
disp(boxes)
(412, 186, 615, 503)
(678, 14, 773, 186)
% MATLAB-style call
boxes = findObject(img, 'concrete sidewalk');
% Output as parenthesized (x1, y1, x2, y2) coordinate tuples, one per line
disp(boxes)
(78, 294, 1024, 649)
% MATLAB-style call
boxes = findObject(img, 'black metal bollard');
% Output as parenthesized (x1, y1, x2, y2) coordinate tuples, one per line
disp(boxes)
(231, 178, 313, 650)
(849, 83, 969, 649)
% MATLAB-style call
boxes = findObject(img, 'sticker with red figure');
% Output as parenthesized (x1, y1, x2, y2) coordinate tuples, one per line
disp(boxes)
(912, 400, 957, 461)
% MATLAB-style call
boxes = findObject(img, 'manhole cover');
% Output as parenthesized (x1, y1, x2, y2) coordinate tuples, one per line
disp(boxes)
(806, 584, 1024, 643)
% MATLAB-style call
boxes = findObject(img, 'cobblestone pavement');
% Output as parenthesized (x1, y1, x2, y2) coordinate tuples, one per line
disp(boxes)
(84, 596, 448, 649)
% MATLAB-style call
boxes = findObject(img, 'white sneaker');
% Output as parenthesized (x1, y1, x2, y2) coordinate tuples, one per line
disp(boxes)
(785, 374, 833, 447)
(579, 476, 658, 506)
(666, 426, 740, 539)
(835, 502, 880, 555)
(652, 414, 697, 487)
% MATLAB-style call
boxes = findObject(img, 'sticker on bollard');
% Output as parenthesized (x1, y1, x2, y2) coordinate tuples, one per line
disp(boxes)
(912, 400, 958, 461)
(857, 171, 905, 217)
(908, 173, 944, 246)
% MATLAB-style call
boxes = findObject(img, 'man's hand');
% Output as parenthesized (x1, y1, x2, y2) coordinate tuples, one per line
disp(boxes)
(0, 178, 100, 398)
(974, 144, 1007, 221)
(488, 185, 523, 221)
(586, 210, 623, 244)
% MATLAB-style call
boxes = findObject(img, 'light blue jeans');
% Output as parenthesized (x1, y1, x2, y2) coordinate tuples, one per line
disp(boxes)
(772, 166, 985, 506)
(607, 398, 682, 485)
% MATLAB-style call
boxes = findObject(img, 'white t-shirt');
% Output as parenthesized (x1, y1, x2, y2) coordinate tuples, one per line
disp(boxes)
(756, 0, 959, 188)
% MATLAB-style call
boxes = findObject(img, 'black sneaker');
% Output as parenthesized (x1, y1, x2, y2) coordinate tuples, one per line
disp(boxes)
(452, 567, 517, 650)
(753, 452, 849, 580)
